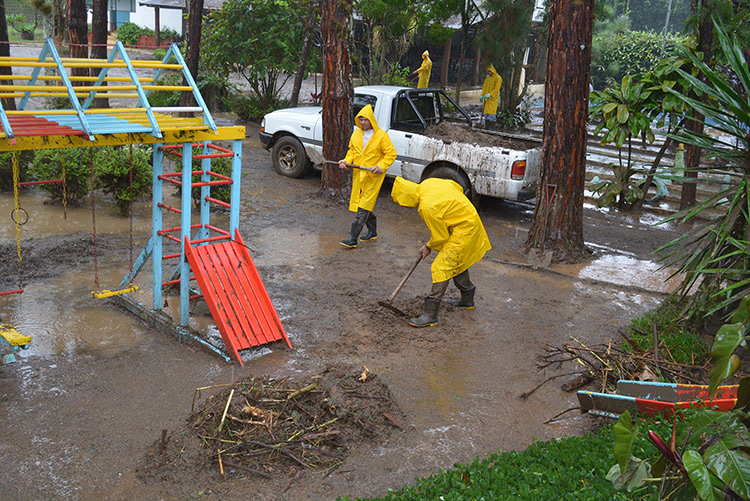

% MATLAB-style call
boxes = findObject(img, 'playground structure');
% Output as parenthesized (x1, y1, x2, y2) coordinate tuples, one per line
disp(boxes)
(0, 39, 292, 365)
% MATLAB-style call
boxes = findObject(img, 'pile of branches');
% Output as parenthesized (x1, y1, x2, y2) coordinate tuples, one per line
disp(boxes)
(179, 366, 404, 479)
(520, 334, 711, 402)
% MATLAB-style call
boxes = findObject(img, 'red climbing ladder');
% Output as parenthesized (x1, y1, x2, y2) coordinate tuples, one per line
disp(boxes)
(185, 229, 292, 365)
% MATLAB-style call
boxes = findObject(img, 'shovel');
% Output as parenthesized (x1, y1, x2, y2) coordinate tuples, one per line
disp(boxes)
(377, 255, 423, 317)
(305, 147, 373, 172)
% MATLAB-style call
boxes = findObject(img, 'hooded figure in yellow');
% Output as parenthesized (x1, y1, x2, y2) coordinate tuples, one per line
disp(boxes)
(338, 104, 397, 248)
(411, 50, 432, 88)
(480, 64, 502, 128)
(391, 177, 491, 327)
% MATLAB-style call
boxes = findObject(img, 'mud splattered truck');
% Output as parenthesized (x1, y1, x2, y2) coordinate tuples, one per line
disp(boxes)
(259, 86, 542, 202)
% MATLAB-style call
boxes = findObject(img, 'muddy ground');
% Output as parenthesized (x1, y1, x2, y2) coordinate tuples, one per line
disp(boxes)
(0, 122, 687, 500)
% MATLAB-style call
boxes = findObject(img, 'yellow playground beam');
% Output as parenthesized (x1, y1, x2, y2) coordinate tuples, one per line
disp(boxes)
(0, 126, 247, 152)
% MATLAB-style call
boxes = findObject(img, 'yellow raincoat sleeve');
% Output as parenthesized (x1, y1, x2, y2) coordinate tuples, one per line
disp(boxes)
(481, 65, 503, 115)
(345, 105, 397, 212)
(416, 51, 432, 89)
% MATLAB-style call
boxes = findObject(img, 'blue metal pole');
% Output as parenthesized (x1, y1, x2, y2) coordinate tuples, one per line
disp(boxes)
(230, 139, 242, 236)
(153, 143, 164, 310)
(180, 143, 192, 326)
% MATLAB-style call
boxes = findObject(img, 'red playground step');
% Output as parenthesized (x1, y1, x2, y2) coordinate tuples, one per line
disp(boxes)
(185, 229, 292, 364)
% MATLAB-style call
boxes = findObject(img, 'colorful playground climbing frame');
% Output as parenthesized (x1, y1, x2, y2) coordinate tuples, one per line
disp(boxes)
(0, 39, 291, 363)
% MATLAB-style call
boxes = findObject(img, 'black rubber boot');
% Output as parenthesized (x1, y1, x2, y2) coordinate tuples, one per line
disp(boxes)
(361, 212, 377, 241)
(447, 285, 476, 309)
(340, 209, 368, 248)
(409, 298, 440, 328)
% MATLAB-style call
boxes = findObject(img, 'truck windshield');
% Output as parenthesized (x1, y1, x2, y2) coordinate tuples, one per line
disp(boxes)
(353, 94, 378, 118)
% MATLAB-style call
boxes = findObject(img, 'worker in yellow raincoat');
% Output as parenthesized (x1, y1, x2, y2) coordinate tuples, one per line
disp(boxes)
(480, 64, 502, 129)
(409, 50, 432, 88)
(391, 177, 491, 327)
(338, 104, 397, 248)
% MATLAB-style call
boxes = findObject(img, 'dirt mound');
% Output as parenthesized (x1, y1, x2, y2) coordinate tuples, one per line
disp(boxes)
(425, 122, 541, 150)
(136, 365, 405, 484)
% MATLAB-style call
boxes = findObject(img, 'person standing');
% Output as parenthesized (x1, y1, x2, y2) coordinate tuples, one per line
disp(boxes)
(480, 64, 502, 129)
(338, 104, 397, 248)
(391, 177, 491, 327)
(409, 50, 432, 89)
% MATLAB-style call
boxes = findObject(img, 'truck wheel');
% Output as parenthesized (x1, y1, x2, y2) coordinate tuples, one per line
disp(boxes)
(428, 165, 474, 196)
(272, 136, 311, 178)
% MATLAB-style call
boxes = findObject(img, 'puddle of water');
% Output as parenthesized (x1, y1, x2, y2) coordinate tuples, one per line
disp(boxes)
(248, 227, 341, 267)
(0, 265, 146, 360)
(552, 254, 681, 294)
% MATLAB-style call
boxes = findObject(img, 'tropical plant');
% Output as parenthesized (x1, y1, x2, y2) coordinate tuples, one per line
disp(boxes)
(658, 19, 750, 319)
(202, 0, 309, 110)
(608, 20, 750, 500)
(589, 75, 658, 208)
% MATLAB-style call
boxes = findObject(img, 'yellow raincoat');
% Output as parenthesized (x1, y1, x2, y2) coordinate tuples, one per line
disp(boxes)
(416, 50, 432, 88)
(391, 177, 491, 283)
(344, 105, 397, 212)
(481, 64, 503, 115)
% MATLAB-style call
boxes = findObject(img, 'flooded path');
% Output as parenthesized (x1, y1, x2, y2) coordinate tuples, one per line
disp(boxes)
(0, 139, 686, 499)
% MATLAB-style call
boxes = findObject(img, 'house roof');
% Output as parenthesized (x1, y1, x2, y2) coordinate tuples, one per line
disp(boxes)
(137, 0, 226, 10)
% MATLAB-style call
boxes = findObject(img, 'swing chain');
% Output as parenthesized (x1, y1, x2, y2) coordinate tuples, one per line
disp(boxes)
(12, 152, 23, 290)
(62, 150, 67, 220)
(90, 148, 99, 291)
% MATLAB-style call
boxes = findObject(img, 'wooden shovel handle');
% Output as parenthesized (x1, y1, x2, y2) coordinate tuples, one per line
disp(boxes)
(387, 255, 423, 303)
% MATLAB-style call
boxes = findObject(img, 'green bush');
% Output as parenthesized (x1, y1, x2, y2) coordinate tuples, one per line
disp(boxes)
(496, 108, 532, 130)
(227, 93, 287, 123)
(29, 146, 152, 214)
(94, 145, 153, 216)
(29, 148, 93, 204)
(381, 63, 412, 87)
(153, 48, 166, 61)
(591, 30, 687, 89)
(351, 425, 658, 500)
(158, 27, 181, 43)
(147, 72, 236, 112)
(0, 151, 33, 191)
(116, 22, 154, 46)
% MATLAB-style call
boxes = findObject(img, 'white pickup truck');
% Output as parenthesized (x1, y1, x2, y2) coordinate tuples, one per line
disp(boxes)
(259, 85, 542, 201)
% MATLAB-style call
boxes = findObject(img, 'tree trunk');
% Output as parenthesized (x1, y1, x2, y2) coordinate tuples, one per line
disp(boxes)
(290, 5, 317, 108)
(91, 0, 109, 108)
(524, 0, 593, 264)
(320, 0, 352, 198)
(441, 39, 451, 89)
(67, 0, 88, 80)
(54, 0, 66, 42)
(0, 0, 15, 110)
(180, 0, 204, 109)
(680, 0, 713, 211)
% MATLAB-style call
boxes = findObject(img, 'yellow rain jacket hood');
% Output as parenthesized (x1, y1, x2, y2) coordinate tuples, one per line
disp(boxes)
(391, 177, 491, 282)
(344, 104, 397, 212)
(481, 64, 502, 115)
(416, 50, 432, 89)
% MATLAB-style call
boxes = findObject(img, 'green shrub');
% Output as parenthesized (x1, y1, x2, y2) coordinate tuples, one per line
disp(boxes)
(0, 151, 33, 191)
(116, 22, 154, 46)
(227, 93, 287, 123)
(147, 72, 236, 112)
(94, 145, 153, 216)
(496, 108, 532, 130)
(29, 148, 93, 204)
(158, 27, 181, 43)
(29, 146, 152, 214)
(352, 425, 658, 500)
(381, 63, 412, 87)
(625, 295, 710, 366)
(153, 48, 166, 61)
(591, 30, 687, 89)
